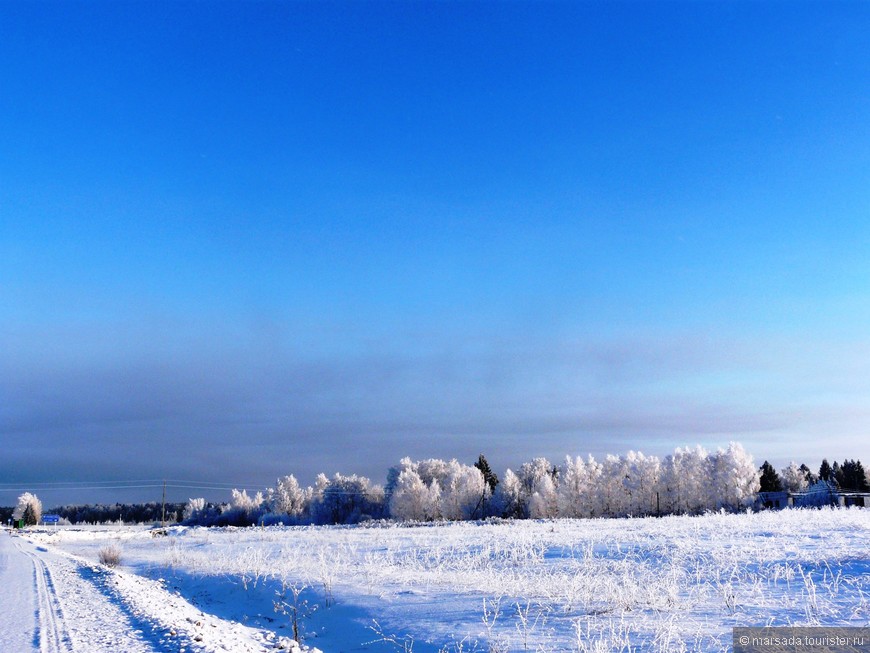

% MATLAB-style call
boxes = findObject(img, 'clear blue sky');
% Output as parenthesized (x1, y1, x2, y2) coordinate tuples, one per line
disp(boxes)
(2, 1, 869, 504)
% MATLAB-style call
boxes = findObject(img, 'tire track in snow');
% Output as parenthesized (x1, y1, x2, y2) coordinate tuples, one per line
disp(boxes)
(21, 534, 279, 653)
(14, 540, 73, 653)
(13, 538, 161, 652)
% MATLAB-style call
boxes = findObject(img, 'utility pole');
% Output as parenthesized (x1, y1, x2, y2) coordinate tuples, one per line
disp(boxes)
(161, 480, 166, 529)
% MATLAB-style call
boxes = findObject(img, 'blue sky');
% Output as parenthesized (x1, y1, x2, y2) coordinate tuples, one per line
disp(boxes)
(2, 2, 869, 504)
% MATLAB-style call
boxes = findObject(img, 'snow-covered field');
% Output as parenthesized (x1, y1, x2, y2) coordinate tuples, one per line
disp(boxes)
(15, 507, 870, 652)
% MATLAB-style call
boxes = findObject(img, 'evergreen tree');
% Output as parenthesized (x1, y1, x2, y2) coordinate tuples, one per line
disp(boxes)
(836, 459, 870, 492)
(22, 504, 37, 526)
(819, 459, 833, 482)
(831, 461, 842, 487)
(474, 454, 499, 493)
(759, 461, 783, 492)
(13, 492, 42, 526)
(799, 463, 818, 485)
(854, 460, 870, 492)
(835, 460, 849, 490)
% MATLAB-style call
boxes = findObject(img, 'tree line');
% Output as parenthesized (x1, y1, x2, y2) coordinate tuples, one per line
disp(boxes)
(10, 446, 867, 528)
(758, 458, 870, 493)
(181, 442, 762, 526)
(5, 494, 186, 527)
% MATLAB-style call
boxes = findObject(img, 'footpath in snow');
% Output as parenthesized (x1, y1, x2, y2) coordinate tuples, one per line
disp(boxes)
(0, 528, 304, 653)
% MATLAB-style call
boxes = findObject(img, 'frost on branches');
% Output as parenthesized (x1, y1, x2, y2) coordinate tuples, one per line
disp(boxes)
(781, 461, 810, 493)
(14, 492, 43, 525)
(181, 442, 763, 526)
(386, 458, 489, 521)
(498, 442, 760, 520)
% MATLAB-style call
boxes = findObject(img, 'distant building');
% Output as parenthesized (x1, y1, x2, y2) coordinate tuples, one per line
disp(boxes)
(756, 480, 869, 510)
(757, 490, 789, 509)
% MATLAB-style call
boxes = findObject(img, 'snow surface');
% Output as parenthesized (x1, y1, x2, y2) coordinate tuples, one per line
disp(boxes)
(1, 527, 316, 652)
(10, 508, 870, 652)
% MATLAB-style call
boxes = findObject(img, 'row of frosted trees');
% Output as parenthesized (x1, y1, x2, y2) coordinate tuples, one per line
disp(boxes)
(391, 442, 759, 521)
(183, 442, 761, 526)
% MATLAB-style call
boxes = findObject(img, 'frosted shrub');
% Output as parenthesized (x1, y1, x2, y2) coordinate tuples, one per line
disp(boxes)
(99, 544, 122, 567)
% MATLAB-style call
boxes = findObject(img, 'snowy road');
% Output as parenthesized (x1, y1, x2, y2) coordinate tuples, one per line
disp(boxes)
(13, 535, 73, 652)
(0, 530, 280, 653)
(0, 530, 41, 651)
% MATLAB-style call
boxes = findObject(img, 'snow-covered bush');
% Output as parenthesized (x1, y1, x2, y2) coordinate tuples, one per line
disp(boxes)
(98, 544, 122, 567)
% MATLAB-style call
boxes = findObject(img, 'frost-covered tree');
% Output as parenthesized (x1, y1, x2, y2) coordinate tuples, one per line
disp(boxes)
(493, 468, 524, 518)
(310, 473, 383, 524)
(385, 457, 416, 501)
(231, 488, 264, 514)
(14, 492, 42, 526)
(215, 488, 266, 526)
(597, 454, 627, 516)
(780, 462, 809, 493)
(182, 498, 223, 525)
(658, 453, 682, 515)
(417, 459, 451, 487)
(623, 450, 661, 516)
(660, 446, 710, 514)
(183, 498, 207, 523)
(440, 460, 488, 520)
(557, 455, 598, 518)
(709, 442, 760, 510)
(517, 458, 554, 494)
(528, 473, 558, 518)
(388, 458, 487, 521)
(511, 457, 555, 517)
(389, 469, 440, 521)
(267, 475, 310, 520)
